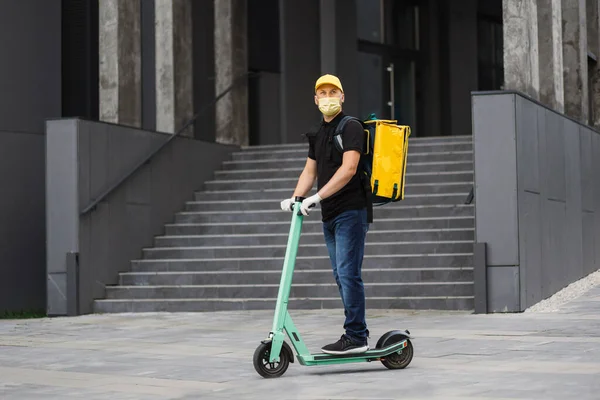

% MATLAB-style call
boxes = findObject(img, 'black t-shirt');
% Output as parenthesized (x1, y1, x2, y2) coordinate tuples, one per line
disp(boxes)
(307, 112, 367, 222)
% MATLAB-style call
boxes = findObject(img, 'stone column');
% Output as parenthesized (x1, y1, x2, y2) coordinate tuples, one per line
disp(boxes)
(537, 0, 564, 112)
(587, 0, 600, 128)
(502, 0, 540, 99)
(99, 0, 141, 127)
(214, 0, 249, 146)
(561, 0, 589, 123)
(155, 0, 194, 136)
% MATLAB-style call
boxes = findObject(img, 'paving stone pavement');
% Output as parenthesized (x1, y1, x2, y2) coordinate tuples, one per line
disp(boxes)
(1, 287, 600, 399)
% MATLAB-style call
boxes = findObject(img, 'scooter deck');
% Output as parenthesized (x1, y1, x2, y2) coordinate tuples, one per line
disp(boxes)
(296, 338, 408, 366)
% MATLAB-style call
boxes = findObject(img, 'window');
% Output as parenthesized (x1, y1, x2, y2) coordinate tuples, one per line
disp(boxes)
(357, 0, 383, 43)
(356, 0, 420, 50)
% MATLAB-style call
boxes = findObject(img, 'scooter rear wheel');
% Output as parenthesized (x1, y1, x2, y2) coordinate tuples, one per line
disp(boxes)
(379, 335, 413, 370)
(253, 342, 290, 378)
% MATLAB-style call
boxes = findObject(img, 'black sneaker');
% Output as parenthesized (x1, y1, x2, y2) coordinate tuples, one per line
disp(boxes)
(321, 335, 369, 355)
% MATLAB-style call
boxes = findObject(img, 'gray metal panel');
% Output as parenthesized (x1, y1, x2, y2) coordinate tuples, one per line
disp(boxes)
(541, 199, 567, 298)
(515, 94, 540, 193)
(472, 93, 519, 266)
(563, 119, 583, 284)
(473, 243, 488, 314)
(544, 111, 566, 202)
(72, 120, 237, 313)
(106, 190, 130, 274)
(45, 120, 79, 315)
(47, 272, 67, 316)
(149, 145, 176, 229)
(486, 266, 520, 313)
(582, 212, 596, 276)
(86, 203, 110, 313)
(66, 252, 80, 316)
(474, 91, 600, 313)
(594, 132, 600, 271)
(78, 121, 91, 209)
(536, 103, 548, 200)
(88, 120, 110, 202)
(125, 203, 153, 263)
(126, 163, 152, 205)
(579, 127, 594, 212)
(517, 191, 542, 309)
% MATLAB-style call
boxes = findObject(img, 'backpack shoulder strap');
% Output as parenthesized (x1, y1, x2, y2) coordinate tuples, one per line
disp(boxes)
(334, 116, 362, 135)
(333, 116, 363, 152)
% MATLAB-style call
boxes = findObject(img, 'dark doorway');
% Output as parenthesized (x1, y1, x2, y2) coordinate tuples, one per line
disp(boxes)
(356, 0, 424, 136)
(61, 0, 99, 120)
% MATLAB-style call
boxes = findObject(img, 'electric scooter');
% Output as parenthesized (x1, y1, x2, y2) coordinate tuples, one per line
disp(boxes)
(253, 199, 414, 378)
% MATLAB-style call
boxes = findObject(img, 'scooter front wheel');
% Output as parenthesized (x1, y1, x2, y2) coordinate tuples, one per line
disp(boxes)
(253, 342, 290, 378)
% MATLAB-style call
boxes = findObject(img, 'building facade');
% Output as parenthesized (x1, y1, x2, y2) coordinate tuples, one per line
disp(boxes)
(91, 0, 600, 146)
(1, 0, 599, 313)
(94, 0, 506, 145)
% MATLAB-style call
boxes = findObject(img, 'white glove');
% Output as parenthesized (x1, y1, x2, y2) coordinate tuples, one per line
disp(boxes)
(300, 193, 322, 216)
(280, 196, 295, 212)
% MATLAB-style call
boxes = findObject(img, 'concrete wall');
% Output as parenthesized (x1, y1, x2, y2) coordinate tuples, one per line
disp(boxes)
(0, 0, 61, 313)
(46, 119, 237, 315)
(472, 91, 600, 312)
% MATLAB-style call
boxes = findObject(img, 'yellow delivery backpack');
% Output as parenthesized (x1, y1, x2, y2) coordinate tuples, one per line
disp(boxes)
(332, 114, 411, 222)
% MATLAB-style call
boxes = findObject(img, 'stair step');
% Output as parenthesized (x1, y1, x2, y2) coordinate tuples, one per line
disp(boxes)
(195, 182, 473, 201)
(155, 228, 474, 247)
(231, 144, 472, 161)
(174, 204, 474, 224)
(239, 140, 472, 152)
(104, 282, 474, 299)
(203, 172, 473, 191)
(131, 253, 474, 272)
(93, 296, 474, 313)
(239, 135, 472, 151)
(164, 216, 474, 235)
(142, 240, 474, 259)
(120, 267, 473, 286)
(216, 161, 474, 177)
(185, 193, 470, 211)
(224, 150, 473, 166)
(222, 158, 473, 172)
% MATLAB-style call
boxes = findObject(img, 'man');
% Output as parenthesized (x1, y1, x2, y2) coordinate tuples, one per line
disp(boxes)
(280, 74, 370, 355)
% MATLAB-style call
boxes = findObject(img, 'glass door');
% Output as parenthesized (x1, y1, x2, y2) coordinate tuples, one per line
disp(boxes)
(357, 51, 419, 134)
(356, 0, 422, 135)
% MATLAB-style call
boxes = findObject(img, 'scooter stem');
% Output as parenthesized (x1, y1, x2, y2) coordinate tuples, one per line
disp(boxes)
(271, 202, 304, 334)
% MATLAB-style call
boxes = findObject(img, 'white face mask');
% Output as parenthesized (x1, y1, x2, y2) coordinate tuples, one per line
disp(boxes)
(318, 97, 342, 116)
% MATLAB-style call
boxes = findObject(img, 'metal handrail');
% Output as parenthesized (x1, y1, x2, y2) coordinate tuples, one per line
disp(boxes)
(80, 71, 258, 215)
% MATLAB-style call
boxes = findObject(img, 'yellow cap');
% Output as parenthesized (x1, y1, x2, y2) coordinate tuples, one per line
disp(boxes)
(315, 74, 343, 93)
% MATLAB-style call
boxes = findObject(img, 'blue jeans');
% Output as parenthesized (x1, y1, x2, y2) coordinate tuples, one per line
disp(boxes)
(322, 208, 369, 344)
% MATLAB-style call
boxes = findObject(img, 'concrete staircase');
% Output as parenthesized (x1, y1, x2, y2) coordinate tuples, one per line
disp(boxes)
(94, 135, 475, 313)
